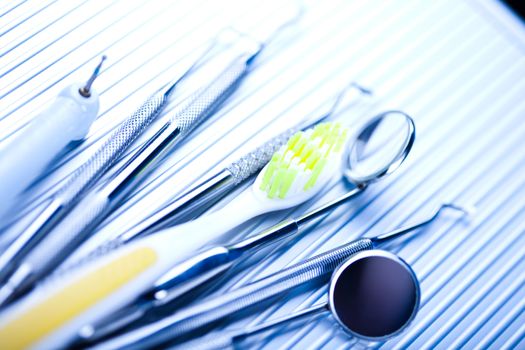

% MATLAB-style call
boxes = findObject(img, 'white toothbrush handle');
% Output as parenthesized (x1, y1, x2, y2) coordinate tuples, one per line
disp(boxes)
(0, 191, 263, 349)
(154, 189, 264, 252)
(0, 83, 99, 219)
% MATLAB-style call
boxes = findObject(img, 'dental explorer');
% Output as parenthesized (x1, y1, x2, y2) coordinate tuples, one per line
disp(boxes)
(0, 56, 105, 221)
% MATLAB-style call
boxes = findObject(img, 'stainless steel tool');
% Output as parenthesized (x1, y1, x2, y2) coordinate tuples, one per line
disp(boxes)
(168, 250, 421, 350)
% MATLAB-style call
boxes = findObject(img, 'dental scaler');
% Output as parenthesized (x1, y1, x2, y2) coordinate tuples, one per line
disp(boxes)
(0, 56, 106, 221)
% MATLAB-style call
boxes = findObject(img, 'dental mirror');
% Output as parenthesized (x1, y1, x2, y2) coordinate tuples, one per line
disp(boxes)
(329, 250, 420, 339)
(233, 250, 420, 344)
(343, 110, 415, 186)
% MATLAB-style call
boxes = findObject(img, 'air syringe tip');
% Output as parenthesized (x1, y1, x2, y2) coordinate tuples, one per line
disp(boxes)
(79, 55, 107, 98)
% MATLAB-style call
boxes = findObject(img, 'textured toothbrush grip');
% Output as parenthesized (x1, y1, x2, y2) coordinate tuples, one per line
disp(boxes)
(131, 239, 374, 346)
(170, 55, 249, 137)
(58, 93, 167, 204)
(227, 128, 297, 184)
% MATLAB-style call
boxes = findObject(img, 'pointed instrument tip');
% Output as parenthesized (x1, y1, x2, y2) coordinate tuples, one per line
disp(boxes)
(441, 202, 477, 218)
(79, 55, 107, 98)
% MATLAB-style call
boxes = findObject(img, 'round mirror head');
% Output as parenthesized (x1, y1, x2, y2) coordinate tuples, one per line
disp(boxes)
(343, 111, 415, 185)
(328, 250, 420, 340)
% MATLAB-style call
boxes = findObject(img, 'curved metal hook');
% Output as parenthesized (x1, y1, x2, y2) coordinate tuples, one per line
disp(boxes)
(373, 202, 475, 245)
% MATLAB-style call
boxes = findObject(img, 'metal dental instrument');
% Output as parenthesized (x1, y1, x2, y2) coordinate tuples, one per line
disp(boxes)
(67, 83, 372, 271)
(90, 202, 472, 350)
(79, 56, 107, 98)
(0, 44, 212, 306)
(72, 84, 373, 342)
(0, 56, 105, 222)
(169, 250, 420, 350)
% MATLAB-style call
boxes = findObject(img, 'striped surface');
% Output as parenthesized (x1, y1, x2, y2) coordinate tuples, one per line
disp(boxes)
(1, 0, 524, 349)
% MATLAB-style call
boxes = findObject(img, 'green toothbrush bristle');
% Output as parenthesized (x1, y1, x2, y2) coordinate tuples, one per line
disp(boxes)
(259, 122, 348, 198)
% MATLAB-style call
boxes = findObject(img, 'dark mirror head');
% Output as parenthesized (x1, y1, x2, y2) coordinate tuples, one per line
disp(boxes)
(329, 250, 420, 340)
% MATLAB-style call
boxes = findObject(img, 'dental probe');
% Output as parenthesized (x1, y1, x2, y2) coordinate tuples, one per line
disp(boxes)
(0, 56, 106, 221)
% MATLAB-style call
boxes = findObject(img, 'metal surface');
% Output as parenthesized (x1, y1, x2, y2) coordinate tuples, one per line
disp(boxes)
(1, 1, 524, 349)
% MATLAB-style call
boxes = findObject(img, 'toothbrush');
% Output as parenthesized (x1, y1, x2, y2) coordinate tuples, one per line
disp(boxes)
(0, 122, 348, 350)
(0, 56, 105, 221)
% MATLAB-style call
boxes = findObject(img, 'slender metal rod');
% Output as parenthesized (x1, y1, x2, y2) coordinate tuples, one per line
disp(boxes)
(372, 203, 472, 244)
(296, 185, 365, 226)
(238, 303, 327, 339)
(79, 55, 107, 97)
